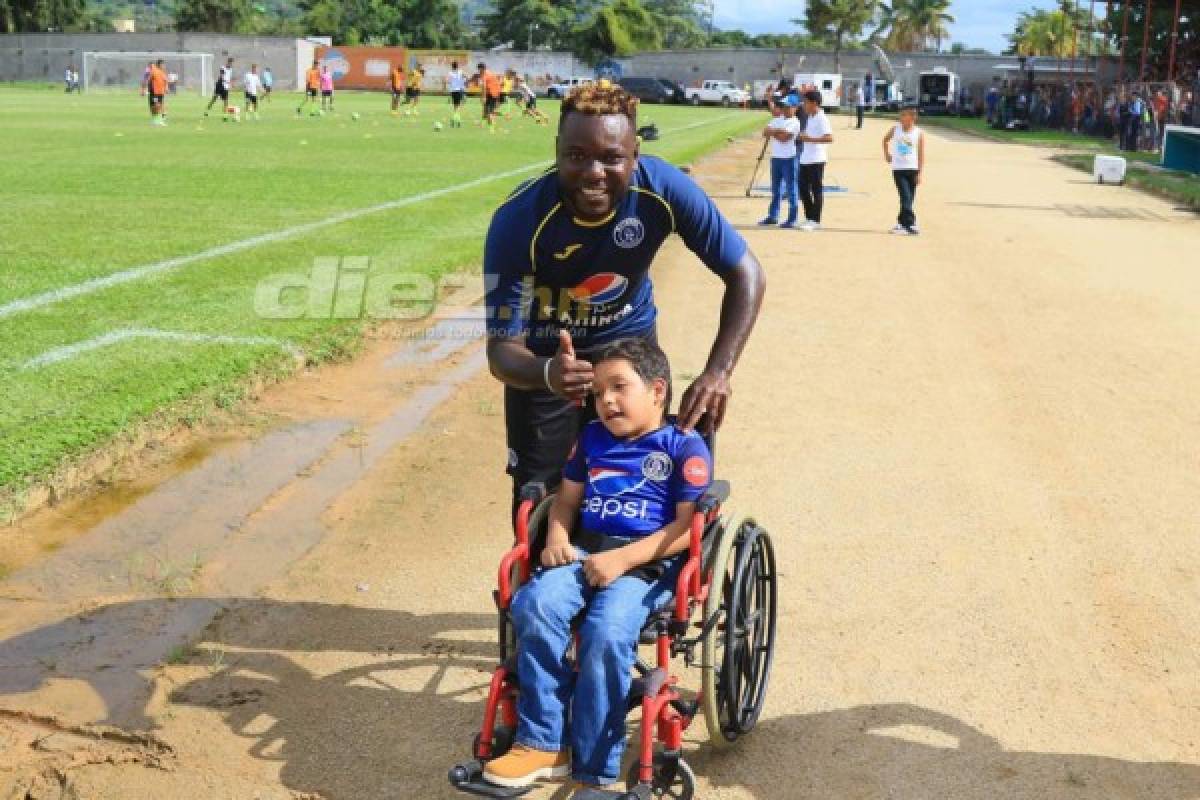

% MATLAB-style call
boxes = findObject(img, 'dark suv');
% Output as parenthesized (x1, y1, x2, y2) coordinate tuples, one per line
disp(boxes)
(618, 76, 685, 104)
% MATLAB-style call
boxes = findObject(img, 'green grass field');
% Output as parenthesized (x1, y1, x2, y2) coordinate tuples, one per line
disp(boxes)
(0, 86, 762, 509)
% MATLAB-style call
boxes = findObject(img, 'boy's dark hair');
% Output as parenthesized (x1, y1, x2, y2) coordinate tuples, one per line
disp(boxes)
(804, 89, 823, 105)
(593, 337, 672, 414)
(560, 83, 638, 130)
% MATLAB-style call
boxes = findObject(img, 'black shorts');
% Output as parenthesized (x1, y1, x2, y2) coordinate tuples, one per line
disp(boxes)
(393, 88, 404, 99)
(148, 93, 164, 107)
(406, 87, 418, 99)
(307, 87, 318, 98)
(502, 329, 656, 515)
(525, 97, 537, 110)
(321, 90, 332, 98)
(263, 84, 272, 93)
(484, 95, 499, 115)
(451, 90, 464, 106)
(213, 83, 228, 101)
(245, 93, 258, 107)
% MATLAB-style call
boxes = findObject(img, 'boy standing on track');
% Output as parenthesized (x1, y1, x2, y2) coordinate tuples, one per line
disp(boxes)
(206, 57, 234, 116)
(447, 61, 467, 127)
(797, 89, 833, 232)
(759, 95, 801, 228)
(883, 105, 925, 235)
(147, 59, 168, 126)
(243, 63, 262, 120)
(298, 60, 320, 115)
(482, 337, 713, 792)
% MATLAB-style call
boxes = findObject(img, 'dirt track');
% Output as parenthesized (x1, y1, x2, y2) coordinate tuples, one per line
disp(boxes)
(2, 116, 1199, 799)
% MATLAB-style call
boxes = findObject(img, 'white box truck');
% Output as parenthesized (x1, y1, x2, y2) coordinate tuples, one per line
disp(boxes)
(918, 67, 960, 114)
(794, 72, 842, 111)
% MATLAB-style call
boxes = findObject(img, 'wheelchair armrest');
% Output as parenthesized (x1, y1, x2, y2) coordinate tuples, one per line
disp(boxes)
(696, 480, 730, 515)
(518, 482, 547, 504)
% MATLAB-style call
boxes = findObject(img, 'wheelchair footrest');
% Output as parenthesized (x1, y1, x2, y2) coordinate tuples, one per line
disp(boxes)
(447, 760, 534, 798)
(572, 786, 653, 800)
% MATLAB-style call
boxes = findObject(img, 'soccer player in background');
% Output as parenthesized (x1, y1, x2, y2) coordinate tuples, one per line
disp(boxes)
(390, 62, 406, 114)
(147, 59, 168, 126)
(261, 66, 273, 102)
(320, 65, 334, 111)
(478, 62, 501, 132)
(206, 57, 233, 116)
(298, 60, 320, 115)
(407, 63, 424, 114)
(516, 76, 548, 125)
(446, 61, 467, 127)
(243, 63, 262, 120)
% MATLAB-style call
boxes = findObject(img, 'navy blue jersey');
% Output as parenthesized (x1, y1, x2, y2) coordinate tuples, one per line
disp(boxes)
(562, 420, 712, 537)
(484, 155, 747, 356)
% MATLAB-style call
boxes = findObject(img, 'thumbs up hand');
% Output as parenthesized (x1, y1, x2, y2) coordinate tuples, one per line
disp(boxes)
(547, 329, 594, 403)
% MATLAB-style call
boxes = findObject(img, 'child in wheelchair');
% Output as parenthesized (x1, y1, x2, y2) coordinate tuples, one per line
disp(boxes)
(482, 336, 713, 791)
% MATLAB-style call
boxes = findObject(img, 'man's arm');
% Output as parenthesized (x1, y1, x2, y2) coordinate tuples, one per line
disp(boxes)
(882, 127, 894, 162)
(917, 131, 926, 184)
(487, 330, 594, 402)
(677, 251, 765, 433)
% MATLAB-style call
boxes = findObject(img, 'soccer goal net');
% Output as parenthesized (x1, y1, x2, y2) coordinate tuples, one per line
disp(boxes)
(82, 51, 213, 95)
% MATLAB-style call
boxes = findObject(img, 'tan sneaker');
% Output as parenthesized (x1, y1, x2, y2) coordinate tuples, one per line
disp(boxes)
(482, 744, 570, 788)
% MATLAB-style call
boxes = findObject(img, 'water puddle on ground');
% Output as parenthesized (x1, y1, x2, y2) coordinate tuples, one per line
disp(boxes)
(0, 311, 486, 728)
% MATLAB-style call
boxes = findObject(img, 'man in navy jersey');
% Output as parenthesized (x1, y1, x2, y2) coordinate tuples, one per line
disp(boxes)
(484, 84, 765, 510)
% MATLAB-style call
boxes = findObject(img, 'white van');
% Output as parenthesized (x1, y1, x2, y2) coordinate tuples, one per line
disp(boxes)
(793, 72, 843, 110)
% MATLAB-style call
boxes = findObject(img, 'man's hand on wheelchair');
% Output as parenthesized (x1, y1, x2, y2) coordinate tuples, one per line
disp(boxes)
(678, 368, 731, 434)
(541, 531, 578, 568)
(548, 330, 594, 403)
(583, 550, 629, 588)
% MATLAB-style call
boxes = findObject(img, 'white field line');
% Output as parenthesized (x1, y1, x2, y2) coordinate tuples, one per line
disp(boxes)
(22, 328, 300, 369)
(3, 114, 740, 329)
(0, 162, 549, 322)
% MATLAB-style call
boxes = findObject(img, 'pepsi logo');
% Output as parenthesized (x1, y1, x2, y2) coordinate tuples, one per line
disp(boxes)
(569, 273, 628, 306)
(588, 465, 645, 496)
(682, 456, 709, 487)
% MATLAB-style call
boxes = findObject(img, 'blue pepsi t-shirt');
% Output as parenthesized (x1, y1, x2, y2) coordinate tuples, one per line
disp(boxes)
(484, 155, 747, 357)
(562, 420, 713, 537)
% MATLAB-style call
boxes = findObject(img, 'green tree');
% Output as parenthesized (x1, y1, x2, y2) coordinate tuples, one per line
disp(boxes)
(0, 0, 86, 32)
(1005, 2, 1097, 58)
(395, 0, 465, 47)
(1102, 0, 1198, 80)
(797, 0, 878, 72)
(643, 0, 705, 48)
(176, 0, 253, 32)
(873, 0, 954, 53)
(573, 0, 661, 61)
(480, 0, 581, 50)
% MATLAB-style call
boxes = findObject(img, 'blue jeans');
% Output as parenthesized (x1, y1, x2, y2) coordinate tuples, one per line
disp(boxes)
(767, 157, 798, 224)
(893, 169, 918, 228)
(511, 549, 681, 785)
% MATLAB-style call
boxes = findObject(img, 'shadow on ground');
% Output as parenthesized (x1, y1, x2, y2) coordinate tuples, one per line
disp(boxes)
(5, 603, 1199, 800)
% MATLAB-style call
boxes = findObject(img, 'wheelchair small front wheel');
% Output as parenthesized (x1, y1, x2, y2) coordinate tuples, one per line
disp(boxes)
(625, 752, 696, 799)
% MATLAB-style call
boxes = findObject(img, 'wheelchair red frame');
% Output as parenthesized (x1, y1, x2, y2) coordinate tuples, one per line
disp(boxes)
(450, 476, 777, 800)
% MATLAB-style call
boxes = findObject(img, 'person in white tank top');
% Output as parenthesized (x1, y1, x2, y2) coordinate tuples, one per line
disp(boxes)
(882, 106, 925, 235)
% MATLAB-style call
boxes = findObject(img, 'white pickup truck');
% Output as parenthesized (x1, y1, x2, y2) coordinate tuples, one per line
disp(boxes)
(546, 76, 593, 98)
(684, 80, 750, 107)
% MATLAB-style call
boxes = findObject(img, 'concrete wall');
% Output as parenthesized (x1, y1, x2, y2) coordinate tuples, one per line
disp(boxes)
(621, 47, 1111, 107)
(0, 33, 305, 89)
(467, 50, 589, 90)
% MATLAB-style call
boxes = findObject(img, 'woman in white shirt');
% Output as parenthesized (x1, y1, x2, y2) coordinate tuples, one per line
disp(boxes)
(882, 105, 926, 235)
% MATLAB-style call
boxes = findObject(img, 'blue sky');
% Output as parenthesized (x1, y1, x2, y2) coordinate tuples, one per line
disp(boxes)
(711, 0, 1063, 53)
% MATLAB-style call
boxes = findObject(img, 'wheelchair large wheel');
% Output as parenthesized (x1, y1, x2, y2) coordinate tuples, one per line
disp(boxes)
(701, 518, 777, 746)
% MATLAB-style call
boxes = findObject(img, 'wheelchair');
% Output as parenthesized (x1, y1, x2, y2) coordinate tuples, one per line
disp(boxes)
(448, 443, 778, 800)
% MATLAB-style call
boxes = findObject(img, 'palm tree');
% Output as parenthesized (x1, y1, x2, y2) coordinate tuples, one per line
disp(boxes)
(796, 0, 879, 73)
(875, 0, 953, 52)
